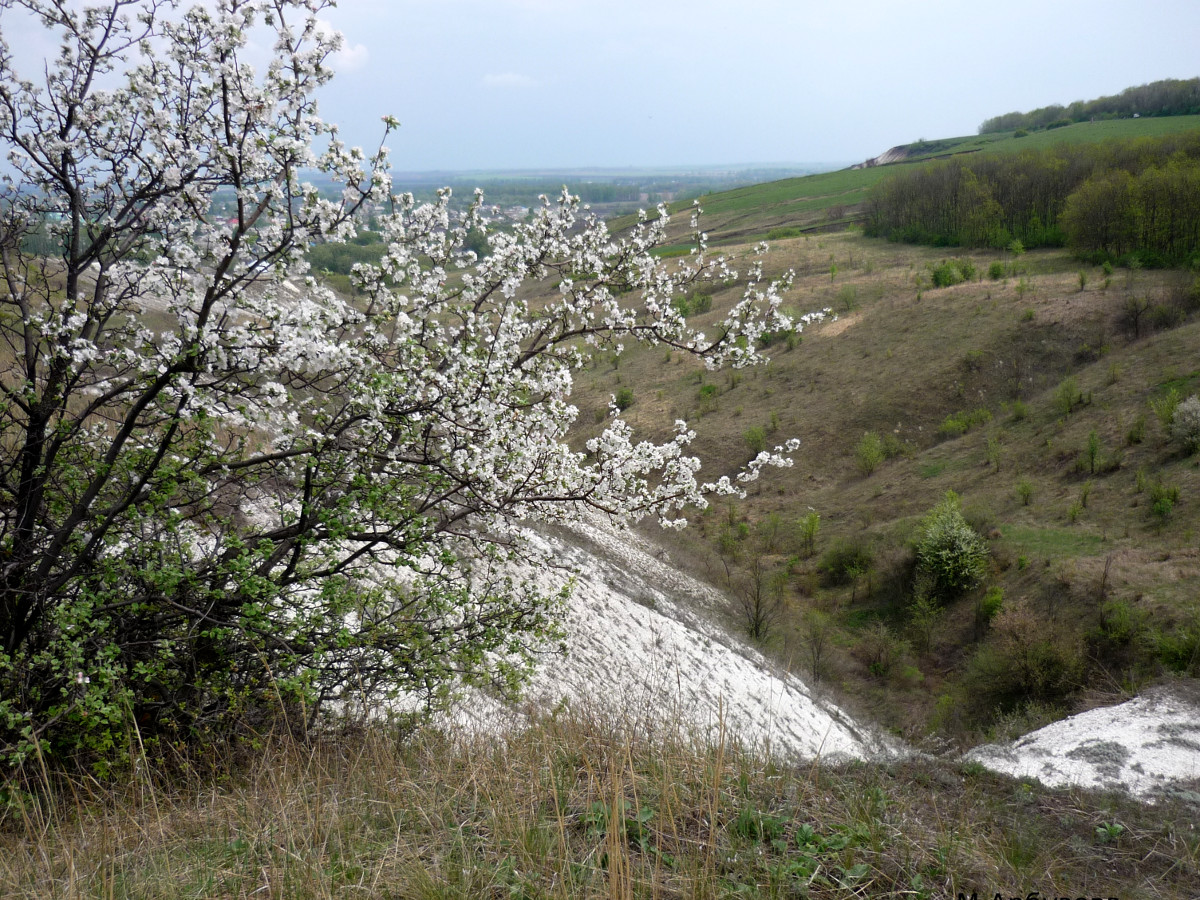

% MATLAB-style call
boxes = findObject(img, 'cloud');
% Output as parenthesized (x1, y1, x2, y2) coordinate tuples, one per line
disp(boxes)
(482, 72, 539, 89)
(315, 19, 369, 71)
(332, 41, 370, 71)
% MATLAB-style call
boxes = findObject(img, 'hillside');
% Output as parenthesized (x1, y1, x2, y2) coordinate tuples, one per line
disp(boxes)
(566, 228, 1200, 749)
(621, 114, 1200, 250)
(8, 58, 1200, 895)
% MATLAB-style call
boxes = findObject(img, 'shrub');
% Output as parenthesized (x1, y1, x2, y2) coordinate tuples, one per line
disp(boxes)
(615, 387, 634, 411)
(1148, 303, 1183, 331)
(1054, 375, 1084, 416)
(835, 284, 858, 312)
(1150, 387, 1180, 430)
(1168, 395, 1200, 453)
(818, 540, 874, 587)
(1157, 611, 1200, 675)
(986, 435, 1002, 471)
(797, 511, 820, 557)
(974, 585, 1004, 638)
(1016, 477, 1034, 506)
(907, 595, 943, 655)
(937, 407, 992, 439)
(672, 291, 713, 318)
(757, 326, 797, 348)
(930, 258, 976, 288)
(987, 261, 1006, 280)
(1091, 598, 1150, 655)
(963, 598, 1085, 713)
(743, 425, 767, 455)
(1081, 429, 1102, 474)
(1126, 414, 1146, 445)
(854, 432, 885, 475)
(914, 491, 989, 603)
(766, 226, 803, 240)
(856, 621, 907, 677)
(1148, 479, 1180, 520)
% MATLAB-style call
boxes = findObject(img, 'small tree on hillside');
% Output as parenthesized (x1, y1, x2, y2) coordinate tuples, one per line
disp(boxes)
(0, 0, 821, 764)
(914, 492, 989, 603)
(732, 551, 787, 643)
(1169, 396, 1200, 454)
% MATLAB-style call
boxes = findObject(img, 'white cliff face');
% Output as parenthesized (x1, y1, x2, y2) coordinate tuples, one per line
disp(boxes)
(965, 685, 1200, 801)
(459, 517, 897, 763)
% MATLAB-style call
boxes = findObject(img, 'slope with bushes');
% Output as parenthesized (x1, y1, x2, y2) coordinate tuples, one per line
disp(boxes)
(567, 226, 1200, 748)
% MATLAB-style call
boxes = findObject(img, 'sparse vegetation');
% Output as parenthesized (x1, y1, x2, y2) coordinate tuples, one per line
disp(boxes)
(4, 707, 1196, 899)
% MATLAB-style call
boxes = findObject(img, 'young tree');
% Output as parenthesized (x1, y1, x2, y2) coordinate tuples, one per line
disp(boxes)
(914, 492, 988, 603)
(0, 0, 817, 762)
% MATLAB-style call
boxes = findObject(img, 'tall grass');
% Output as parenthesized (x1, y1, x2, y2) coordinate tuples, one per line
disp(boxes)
(2, 706, 1197, 898)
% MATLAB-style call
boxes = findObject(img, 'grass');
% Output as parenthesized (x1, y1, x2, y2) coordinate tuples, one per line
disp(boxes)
(568, 229, 1200, 742)
(998, 523, 1107, 558)
(10, 131, 1200, 898)
(953, 115, 1200, 155)
(613, 116, 1200, 248)
(3, 710, 1197, 898)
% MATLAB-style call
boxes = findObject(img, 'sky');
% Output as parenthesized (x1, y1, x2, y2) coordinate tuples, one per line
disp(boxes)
(4, 0, 1199, 172)
(312, 0, 1200, 171)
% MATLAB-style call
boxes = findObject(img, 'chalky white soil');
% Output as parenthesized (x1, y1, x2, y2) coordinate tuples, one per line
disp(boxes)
(463, 516, 896, 763)
(966, 685, 1200, 801)
(455, 517, 1200, 803)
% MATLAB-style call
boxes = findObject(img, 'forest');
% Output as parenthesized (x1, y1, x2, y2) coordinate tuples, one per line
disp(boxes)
(979, 77, 1200, 133)
(864, 131, 1200, 265)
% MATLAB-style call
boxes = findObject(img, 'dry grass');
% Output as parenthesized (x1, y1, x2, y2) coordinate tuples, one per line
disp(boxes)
(2, 709, 1198, 899)
(567, 231, 1200, 742)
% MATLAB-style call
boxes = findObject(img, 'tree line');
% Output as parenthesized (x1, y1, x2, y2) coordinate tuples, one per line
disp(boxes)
(864, 132, 1200, 266)
(979, 78, 1200, 134)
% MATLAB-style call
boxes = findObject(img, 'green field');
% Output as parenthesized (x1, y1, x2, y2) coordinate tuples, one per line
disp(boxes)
(630, 115, 1200, 247)
(906, 114, 1200, 159)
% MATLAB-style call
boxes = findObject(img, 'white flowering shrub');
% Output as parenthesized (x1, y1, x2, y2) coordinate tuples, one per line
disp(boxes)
(0, 0, 821, 763)
(1169, 395, 1200, 454)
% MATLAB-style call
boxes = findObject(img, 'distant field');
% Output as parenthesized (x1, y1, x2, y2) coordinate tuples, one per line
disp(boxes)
(635, 115, 1200, 246)
(906, 114, 1200, 159)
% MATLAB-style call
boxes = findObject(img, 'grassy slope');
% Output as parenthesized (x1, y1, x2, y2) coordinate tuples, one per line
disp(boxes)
(622, 115, 1200, 250)
(8, 246, 1198, 900)
(4, 711, 1197, 898)
(571, 230, 1199, 744)
(8, 123, 1200, 900)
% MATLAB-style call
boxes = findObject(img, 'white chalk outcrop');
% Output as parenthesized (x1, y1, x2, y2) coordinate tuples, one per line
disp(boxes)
(461, 517, 897, 763)
(966, 685, 1200, 801)
(451, 516, 1199, 805)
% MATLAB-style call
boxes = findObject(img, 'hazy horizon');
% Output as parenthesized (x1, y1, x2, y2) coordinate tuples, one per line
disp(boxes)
(5, 1, 1199, 172)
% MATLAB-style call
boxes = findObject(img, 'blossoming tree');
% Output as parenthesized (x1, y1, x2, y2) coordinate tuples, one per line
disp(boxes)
(0, 0, 816, 761)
